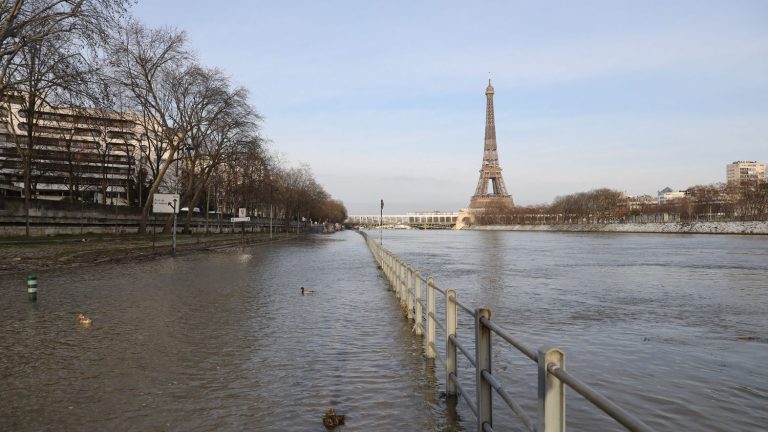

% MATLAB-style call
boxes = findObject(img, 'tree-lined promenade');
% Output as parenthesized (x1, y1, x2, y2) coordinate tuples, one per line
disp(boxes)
(1, 0, 347, 237)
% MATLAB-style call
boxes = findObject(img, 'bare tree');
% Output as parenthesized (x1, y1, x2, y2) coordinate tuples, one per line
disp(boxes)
(108, 21, 192, 233)
(3, 26, 92, 234)
(0, 0, 129, 98)
(171, 65, 262, 232)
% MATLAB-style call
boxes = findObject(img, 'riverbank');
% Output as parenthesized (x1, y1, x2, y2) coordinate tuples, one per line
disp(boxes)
(463, 221, 768, 234)
(0, 232, 300, 276)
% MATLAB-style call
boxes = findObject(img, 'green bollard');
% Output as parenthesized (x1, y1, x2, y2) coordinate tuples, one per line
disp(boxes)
(27, 275, 37, 302)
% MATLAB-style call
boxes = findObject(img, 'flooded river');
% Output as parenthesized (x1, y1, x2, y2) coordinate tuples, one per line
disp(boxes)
(1, 230, 766, 431)
(380, 229, 768, 431)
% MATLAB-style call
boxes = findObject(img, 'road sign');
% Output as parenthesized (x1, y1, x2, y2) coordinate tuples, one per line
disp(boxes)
(238, 208, 247, 218)
(230, 217, 251, 222)
(152, 194, 180, 214)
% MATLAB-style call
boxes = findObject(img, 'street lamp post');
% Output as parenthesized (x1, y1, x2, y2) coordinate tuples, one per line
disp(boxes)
(170, 198, 177, 255)
(268, 185, 278, 240)
(380, 198, 384, 246)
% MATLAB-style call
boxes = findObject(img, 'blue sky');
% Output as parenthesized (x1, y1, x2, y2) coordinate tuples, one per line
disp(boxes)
(133, 1, 768, 214)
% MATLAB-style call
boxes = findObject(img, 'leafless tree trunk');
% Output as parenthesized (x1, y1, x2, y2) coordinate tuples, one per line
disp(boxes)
(107, 22, 191, 233)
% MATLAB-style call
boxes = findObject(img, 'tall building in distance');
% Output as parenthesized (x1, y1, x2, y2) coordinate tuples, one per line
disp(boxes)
(468, 80, 514, 209)
(726, 160, 766, 186)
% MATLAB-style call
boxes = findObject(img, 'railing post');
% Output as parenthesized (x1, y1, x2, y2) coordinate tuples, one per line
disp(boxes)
(382, 252, 387, 279)
(398, 260, 405, 303)
(406, 265, 414, 320)
(400, 260, 407, 307)
(385, 254, 390, 285)
(446, 289, 458, 396)
(391, 257, 397, 296)
(426, 277, 436, 358)
(537, 347, 565, 432)
(414, 270, 423, 335)
(475, 308, 493, 431)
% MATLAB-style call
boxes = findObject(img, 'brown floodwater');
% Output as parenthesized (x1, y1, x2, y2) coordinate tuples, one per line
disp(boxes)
(1, 230, 766, 431)
(1, 233, 454, 431)
(380, 229, 768, 431)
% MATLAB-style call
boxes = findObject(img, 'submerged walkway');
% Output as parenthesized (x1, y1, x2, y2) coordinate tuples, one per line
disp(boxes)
(0, 231, 459, 431)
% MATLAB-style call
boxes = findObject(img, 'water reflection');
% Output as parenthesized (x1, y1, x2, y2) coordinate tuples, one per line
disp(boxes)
(380, 230, 768, 431)
(0, 233, 453, 431)
(476, 231, 507, 307)
(2, 230, 766, 431)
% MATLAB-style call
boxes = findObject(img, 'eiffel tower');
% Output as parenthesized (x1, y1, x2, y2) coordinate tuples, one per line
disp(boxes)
(468, 79, 514, 209)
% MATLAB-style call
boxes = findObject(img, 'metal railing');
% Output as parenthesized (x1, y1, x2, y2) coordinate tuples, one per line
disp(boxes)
(360, 231, 655, 432)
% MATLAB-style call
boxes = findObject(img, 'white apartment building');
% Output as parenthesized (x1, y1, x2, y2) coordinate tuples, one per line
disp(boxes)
(726, 161, 766, 186)
(0, 94, 143, 205)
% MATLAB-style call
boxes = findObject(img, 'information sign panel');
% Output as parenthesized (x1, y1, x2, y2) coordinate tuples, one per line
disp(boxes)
(239, 208, 247, 218)
(152, 193, 180, 214)
(230, 217, 251, 222)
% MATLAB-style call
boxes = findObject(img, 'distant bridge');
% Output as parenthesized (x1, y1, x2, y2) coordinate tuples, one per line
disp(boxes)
(346, 212, 458, 229)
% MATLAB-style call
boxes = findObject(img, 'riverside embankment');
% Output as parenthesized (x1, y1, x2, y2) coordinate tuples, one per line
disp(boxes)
(463, 221, 768, 234)
(0, 232, 299, 275)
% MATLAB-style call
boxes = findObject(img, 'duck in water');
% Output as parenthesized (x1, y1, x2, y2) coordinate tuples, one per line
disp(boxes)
(301, 287, 316, 295)
(77, 313, 92, 327)
(322, 407, 345, 428)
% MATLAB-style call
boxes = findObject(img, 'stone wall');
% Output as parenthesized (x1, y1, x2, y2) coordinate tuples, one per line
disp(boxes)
(462, 221, 768, 235)
(0, 197, 276, 236)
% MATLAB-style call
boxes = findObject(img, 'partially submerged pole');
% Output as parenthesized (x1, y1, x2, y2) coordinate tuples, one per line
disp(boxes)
(27, 275, 37, 302)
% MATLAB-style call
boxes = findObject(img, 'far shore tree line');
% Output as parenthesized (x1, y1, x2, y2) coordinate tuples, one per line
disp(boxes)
(1, 0, 347, 236)
(473, 182, 768, 225)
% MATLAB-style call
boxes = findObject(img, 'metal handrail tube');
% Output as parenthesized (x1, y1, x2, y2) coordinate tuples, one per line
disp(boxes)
(450, 334, 476, 368)
(429, 312, 446, 332)
(482, 370, 535, 432)
(360, 231, 654, 432)
(419, 272, 447, 295)
(450, 373, 478, 417)
(417, 272, 428, 284)
(430, 342, 447, 369)
(431, 282, 447, 295)
(450, 296, 476, 316)
(416, 298, 426, 312)
(481, 316, 538, 362)
(547, 365, 655, 432)
(414, 321, 424, 334)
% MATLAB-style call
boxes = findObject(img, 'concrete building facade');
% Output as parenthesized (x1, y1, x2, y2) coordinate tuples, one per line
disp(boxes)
(726, 161, 766, 186)
(0, 94, 142, 205)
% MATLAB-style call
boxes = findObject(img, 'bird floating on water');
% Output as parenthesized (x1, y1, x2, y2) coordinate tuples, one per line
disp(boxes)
(322, 407, 345, 428)
(301, 287, 316, 295)
(77, 313, 92, 327)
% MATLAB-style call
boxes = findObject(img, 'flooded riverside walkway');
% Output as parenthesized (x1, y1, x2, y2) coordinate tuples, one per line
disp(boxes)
(0, 231, 454, 431)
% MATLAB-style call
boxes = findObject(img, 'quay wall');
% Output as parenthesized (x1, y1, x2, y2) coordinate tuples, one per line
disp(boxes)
(463, 221, 768, 235)
(0, 197, 284, 236)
